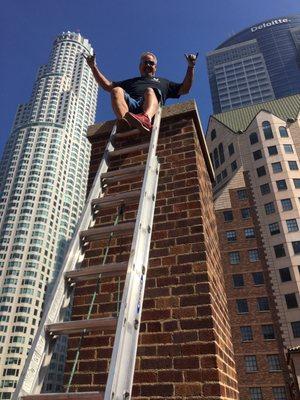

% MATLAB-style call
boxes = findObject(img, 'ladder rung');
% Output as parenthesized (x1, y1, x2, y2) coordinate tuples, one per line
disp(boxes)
(21, 392, 104, 400)
(65, 261, 127, 282)
(109, 142, 149, 158)
(46, 317, 117, 335)
(114, 128, 141, 140)
(91, 189, 140, 211)
(80, 222, 135, 244)
(101, 165, 145, 183)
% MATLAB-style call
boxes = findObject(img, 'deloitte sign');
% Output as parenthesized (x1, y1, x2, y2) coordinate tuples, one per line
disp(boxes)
(251, 18, 290, 32)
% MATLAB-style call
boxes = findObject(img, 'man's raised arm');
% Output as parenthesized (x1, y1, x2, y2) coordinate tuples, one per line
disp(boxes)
(85, 54, 114, 92)
(178, 53, 198, 96)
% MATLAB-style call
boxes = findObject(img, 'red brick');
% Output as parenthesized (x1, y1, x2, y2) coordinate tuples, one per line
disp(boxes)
(174, 383, 202, 396)
(158, 370, 183, 382)
(174, 356, 199, 369)
(140, 384, 174, 397)
(140, 357, 173, 370)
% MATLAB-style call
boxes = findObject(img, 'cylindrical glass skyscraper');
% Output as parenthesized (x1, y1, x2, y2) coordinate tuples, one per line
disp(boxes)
(207, 15, 300, 113)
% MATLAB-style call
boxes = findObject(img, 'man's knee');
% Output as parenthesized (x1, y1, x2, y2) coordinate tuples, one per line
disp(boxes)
(144, 87, 156, 96)
(111, 86, 124, 99)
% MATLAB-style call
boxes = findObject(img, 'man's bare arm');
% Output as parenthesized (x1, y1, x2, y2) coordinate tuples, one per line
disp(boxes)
(85, 54, 114, 92)
(178, 53, 198, 95)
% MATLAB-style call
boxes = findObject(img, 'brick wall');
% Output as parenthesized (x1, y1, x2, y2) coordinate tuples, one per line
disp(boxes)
(215, 173, 292, 400)
(64, 101, 239, 399)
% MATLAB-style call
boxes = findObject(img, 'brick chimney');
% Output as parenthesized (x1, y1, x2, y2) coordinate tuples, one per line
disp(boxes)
(64, 100, 239, 399)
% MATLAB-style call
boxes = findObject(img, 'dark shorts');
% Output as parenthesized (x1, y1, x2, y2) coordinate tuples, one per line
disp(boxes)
(123, 88, 162, 114)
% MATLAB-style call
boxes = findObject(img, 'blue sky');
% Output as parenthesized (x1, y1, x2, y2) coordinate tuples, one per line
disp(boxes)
(1, 0, 299, 158)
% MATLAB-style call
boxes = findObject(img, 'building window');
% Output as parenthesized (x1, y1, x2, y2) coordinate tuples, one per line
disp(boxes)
(285, 293, 298, 309)
(223, 210, 233, 222)
(252, 272, 264, 285)
(260, 183, 270, 195)
(241, 208, 251, 219)
(250, 132, 259, 145)
(274, 244, 286, 258)
(228, 143, 235, 156)
(267, 355, 281, 371)
(245, 228, 255, 238)
(240, 326, 253, 341)
(288, 160, 298, 170)
(265, 202, 275, 215)
(218, 143, 225, 164)
(293, 178, 300, 188)
(262, 324, 275, 340)
(272, 387, 287, 400)
(262, 121, 273, 139)
(272, 162, 282, 173)
(256, 166, 266, 177)
(229, 251, 240, 264)
(237, 189, 247, 200)
(292, 241, 300, 254)
(226, 230, 237, 242)
(221, 168, 227, 179)
(276, 180, 287, 191)
(269, 222, 280, 235)
(279, 267, 292, 282)
(257, 297, 270, 311)
(253, 150, 262, 160)
(249, 387, 263, 400)
(213, 148, 220, 168)
(236, 299, 249, 314)
(281, 198, 293, 211)
(232, 274, 244, 287)
(291, 321, 300, 338)
(244, 355, 258, 372)
(248, 249, 259, 262)
(283, 144, 293, 154)
(286, 219, 298, 232)
(279, 126, 288, 138)
(211, 129, 216, 141)
(268, 145, 278, 156)
(231, 160, 237, 171)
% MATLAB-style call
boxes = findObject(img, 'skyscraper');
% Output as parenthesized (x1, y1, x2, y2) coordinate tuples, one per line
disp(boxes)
(0, 32, 98, 398)
(207, 15, 300, 113)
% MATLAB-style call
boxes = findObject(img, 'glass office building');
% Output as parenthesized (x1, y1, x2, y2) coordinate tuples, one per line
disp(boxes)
(207, 15, 300, 113)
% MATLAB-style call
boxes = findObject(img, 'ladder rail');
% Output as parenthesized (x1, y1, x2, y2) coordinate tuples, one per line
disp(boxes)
(104, 107, 162, 399)
(13, 126, 117, 399)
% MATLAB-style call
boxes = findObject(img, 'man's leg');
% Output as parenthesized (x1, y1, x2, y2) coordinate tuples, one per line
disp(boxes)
(124, 88, 158, 133)
(111, 87, 129, 119)
(142, 87, 159, 119)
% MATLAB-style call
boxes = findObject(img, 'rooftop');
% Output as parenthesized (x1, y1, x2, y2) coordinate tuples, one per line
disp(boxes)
(211, 94, 300, 132)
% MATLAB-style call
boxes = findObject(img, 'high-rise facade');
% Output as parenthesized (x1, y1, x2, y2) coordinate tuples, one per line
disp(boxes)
(206, 94, 300, 399)
(207, 15, 300, 113)
(0, 32, 98, 398)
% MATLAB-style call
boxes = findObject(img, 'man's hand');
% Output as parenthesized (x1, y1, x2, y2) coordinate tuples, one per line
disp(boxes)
(83, 53, 113, 92)
(184, 53, 199, 67)
(84, 53, 96, 69)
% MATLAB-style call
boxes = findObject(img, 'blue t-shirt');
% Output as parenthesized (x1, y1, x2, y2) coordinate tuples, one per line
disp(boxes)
(113, 76, 182, 105)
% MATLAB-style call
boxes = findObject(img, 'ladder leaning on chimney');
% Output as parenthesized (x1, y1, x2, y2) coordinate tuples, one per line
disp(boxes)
(13, 107, 162, 400)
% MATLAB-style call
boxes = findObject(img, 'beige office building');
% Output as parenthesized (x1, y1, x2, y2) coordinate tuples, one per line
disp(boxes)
(206, 94, 300, 399)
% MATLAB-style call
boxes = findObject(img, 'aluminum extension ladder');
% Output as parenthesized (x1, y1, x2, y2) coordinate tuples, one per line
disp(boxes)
(13, 107, 162, 400)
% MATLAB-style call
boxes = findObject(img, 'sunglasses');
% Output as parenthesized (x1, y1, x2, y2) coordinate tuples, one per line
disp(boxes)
(143, 60, 156, 66)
